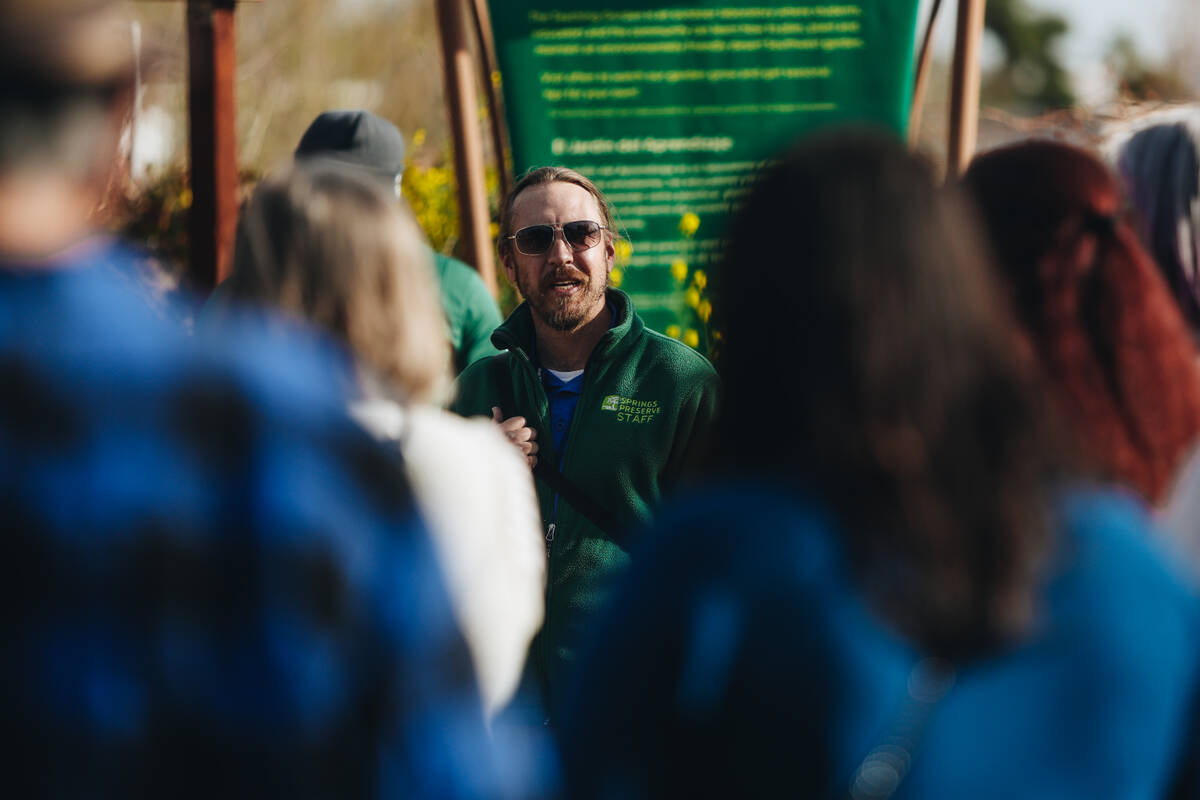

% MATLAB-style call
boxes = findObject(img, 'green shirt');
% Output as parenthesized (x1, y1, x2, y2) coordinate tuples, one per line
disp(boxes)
(432, 251, 502, 374)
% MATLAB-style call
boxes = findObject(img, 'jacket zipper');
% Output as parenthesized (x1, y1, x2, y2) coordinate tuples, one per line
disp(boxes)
(508, 351, 557, 688)
(505, 328, 611, 705)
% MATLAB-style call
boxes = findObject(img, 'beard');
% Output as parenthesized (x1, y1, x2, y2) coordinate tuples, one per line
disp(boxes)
(517, 267, 608, 332)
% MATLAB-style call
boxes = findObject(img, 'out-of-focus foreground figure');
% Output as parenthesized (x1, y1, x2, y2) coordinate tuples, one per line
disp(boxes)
(558, 132, 1200, 799)
(0, 2, 522, 796)
(964, 140, 1200, 527)
(218, 164, 546, 720)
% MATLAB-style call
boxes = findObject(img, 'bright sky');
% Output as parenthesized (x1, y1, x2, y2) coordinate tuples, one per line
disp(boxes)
(919, 0, 1188, 103)
(921, 0, 1178, 65)
(1027, 0, 1178, 68)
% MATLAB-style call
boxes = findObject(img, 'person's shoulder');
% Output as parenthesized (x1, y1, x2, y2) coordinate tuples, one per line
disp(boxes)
(406, 404, 530, 481)
(1051, 483, 1200, 627)
(644, 480, 840, 581)
(407, 405, 508, 453)
(195, 308, 356, 420)
(450, 352, 507, 415)
(432, 250, 493, 299)
(1056, 484, 1182, 568)
(455, 350, 505, 386)
(634, 324, 718, 378)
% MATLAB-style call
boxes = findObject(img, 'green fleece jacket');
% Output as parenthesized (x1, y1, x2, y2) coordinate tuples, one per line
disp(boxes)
(452, 289, 719, 719)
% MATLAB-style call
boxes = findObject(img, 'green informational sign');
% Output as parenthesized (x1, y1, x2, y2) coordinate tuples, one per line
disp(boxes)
(489, 1, 922, 346)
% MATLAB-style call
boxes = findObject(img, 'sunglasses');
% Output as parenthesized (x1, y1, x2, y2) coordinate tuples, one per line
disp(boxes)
(506, 220, 608, 256)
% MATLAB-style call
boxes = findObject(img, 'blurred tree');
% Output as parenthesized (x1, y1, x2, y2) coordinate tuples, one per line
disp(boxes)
(983, 0, 1075, 112)
(235, 0, 448, 170)
(1164, 0, 1200, 98)
(1106, 33, 1191, 102)
(119, 0, 485, 273)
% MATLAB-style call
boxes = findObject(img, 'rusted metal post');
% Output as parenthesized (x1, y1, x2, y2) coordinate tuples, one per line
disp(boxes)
(947, 0, 986, 177)
(186, 0, 239, 291)
(469, 0, 513, 202)
(437, 0, 498, 298)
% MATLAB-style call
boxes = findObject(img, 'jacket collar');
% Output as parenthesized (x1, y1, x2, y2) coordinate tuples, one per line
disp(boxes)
(491, 288, 641, 366)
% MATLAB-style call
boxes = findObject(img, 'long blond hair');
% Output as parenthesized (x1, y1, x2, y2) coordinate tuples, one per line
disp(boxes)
(227, 163, 450, 404)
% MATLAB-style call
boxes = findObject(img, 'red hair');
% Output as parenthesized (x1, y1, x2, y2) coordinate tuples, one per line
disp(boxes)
(965, 140, 1200, 504)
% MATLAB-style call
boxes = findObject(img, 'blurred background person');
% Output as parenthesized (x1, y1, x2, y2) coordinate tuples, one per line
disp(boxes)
(1107, 110, 1200, 543)
(216, 163, 545, 720)
(964, 140, 1200, 544)
(208, 109, 503, 375)
(1108, 109, 1200, 343)
(0, 1, 523, 796)
(557, 131, 1200, 798)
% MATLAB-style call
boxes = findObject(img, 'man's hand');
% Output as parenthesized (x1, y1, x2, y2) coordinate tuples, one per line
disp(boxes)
(492, 406, 539, 468)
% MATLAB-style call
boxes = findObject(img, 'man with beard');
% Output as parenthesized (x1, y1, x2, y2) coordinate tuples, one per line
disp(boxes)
(452, 166, 719, 722)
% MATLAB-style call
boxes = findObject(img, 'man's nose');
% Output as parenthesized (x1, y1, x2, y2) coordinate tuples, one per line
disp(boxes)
(545, 228, 574, 263)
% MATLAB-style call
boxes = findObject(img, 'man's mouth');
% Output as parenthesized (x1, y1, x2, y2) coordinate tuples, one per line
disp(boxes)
(544, 274, 585, 295)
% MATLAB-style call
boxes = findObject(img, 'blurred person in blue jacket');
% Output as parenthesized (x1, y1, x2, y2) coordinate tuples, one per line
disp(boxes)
(0, 2, 540, 797)
(557, 131, 1200, 799)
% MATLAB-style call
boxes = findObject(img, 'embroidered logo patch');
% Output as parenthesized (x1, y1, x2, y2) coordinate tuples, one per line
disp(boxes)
(600, 395, 662, 423)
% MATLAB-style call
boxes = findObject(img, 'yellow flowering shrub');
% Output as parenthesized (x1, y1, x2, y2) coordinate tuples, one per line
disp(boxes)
(614, 238, 633, 266)
(402, 159, 459, 254)
(679, 212, 700, 238)
(670, 213, 720, 360)
(401, 139, 523, 315)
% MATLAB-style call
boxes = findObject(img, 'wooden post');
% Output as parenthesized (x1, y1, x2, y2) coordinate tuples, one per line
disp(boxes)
(186, 0, 239, 290)
(908, 0, 944, 147)
(437, 0, 498, 298)
(947, 0, 986, 177)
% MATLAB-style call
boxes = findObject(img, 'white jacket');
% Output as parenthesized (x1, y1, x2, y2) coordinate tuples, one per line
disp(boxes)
(351, 396, 545, 719)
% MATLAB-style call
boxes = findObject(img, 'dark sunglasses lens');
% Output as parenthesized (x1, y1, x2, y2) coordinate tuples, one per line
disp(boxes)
(563, 221, 602, 249)
(514, 226, 554, 254)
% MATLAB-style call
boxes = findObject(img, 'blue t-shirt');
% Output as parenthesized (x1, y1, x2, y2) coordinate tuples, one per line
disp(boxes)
(533, 302, 615, 465)
(541, 368, 585, 465)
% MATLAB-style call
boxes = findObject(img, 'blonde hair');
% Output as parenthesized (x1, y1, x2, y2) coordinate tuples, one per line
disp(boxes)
(227, 163, 450, 404)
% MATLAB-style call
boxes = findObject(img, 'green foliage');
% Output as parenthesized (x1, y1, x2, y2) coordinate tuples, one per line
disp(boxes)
(109, 165, 192, 281)
(656, 213, 720, 361)
(402, 137, 520, 316)
(109, 165, 264, 288)
(984, 0, 1075, 111)
(1106, 34, 1193, 101)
